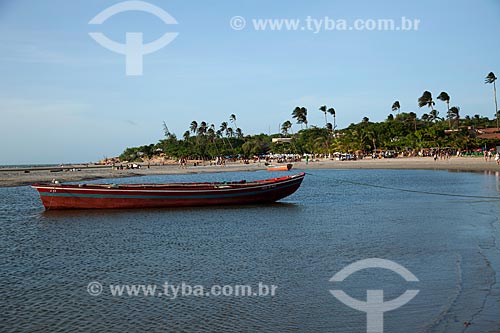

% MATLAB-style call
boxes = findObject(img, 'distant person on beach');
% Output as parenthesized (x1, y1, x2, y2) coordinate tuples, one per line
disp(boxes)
(305, 155, 309, 165)
(495, 152, 500, 165)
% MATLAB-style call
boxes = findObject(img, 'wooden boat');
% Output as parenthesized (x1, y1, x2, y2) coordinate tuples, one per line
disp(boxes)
(31, 173, 305, 210)
(266, 163, 293, 171)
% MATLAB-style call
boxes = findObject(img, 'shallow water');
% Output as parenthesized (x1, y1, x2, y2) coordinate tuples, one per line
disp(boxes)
(1, 169, 499, 333)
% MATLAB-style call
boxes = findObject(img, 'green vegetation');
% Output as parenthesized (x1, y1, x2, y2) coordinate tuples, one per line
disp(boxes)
(120, 74, 500, 162)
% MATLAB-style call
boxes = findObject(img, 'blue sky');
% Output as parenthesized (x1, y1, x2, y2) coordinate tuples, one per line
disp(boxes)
(1, 0, 499, 164)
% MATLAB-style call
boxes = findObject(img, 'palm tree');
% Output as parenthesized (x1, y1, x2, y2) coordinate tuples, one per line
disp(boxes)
(302, 107, 309, 128)
(229, 114, 237, 129)
(418, 91, 435, 112)
(207, 126, 215, 138)
(319, 105, 327, 126)
(292, 106, 308, 129)
(220, 121, 228, 134)
(485, 72, 498, 129)
(409, 112, 417, 131)
(429, 109, 441, 123)
(208, 124, 216, 141)
(449, 106, 460, 129)
(292, 107, 301, 122)
(281, 120, 292, 136)
(189, 121, 198, 134)
(437, 91, 451, 128)
(162, 121, 171, 138)
(183, 130, 190, 141)
(235, 128, 243, 138)
(197, 121, 207, 136)
(391, 101, 401, 114)
(226, 127, 234, 138)
(327, 108, 336, 130)
(219, 121, 232, 149)
(207, 125, 219, 154)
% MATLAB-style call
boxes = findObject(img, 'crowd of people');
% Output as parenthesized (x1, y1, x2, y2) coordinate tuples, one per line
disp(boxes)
(484, 150, 500, 165)
(167, 149, 500, 169)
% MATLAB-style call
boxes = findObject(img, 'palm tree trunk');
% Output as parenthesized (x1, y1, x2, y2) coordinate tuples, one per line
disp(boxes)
(226, 137, 233, 150)
(213, 138, 219, 154)
(494, 81, 499, 130)
(447, 102, 451, 129)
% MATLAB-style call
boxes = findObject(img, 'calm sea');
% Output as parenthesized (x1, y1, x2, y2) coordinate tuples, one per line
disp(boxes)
(0, 164, 57, 169)
(1, 169, 499, 333)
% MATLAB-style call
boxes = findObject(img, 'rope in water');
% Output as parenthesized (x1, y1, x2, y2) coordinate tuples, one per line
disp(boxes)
(304, 172, 500, 200)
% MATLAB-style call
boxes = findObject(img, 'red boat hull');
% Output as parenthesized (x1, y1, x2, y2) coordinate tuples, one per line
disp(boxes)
(32, 173, 305, 210)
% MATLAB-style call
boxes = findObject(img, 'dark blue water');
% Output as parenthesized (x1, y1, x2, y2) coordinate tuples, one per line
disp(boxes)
(1, 169, 499, 333)
(0, 164, 57, 168)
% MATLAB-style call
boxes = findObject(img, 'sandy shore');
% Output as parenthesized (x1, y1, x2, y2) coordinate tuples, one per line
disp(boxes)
(1, 157, 499, 187)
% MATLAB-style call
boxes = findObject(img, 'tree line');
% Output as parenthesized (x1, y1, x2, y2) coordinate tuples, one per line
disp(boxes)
(119, 72, 499, 161)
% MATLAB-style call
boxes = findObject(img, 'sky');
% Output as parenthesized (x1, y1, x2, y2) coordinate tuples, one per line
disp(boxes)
(0, 0, 499, 164)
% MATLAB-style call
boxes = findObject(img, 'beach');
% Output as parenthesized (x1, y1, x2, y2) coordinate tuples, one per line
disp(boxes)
(1, 156, 499, 187)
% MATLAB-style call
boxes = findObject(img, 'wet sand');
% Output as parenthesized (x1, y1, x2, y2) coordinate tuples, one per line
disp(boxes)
(1, 157, 499, 187)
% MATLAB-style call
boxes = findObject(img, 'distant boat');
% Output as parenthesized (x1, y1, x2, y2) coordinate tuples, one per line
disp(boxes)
(32, 173, 305, 210)
(266, 163, 293, 171)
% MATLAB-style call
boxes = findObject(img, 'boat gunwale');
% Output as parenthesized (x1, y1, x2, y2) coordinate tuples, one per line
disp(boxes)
(31, 173, 305, 194)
